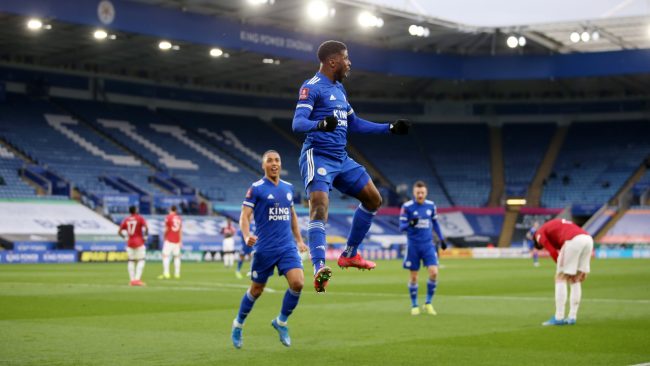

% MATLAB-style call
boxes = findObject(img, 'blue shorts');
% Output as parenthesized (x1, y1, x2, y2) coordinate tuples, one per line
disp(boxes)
(299, 149, 370, 196)
(250, 246, 303, 284)
(403, 243, 438, 271)
(524, 240, 534, 251)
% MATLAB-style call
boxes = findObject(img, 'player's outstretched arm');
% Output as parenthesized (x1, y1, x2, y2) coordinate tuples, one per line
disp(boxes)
(292, 108, 337, 133)
(348, 111, 411, 135)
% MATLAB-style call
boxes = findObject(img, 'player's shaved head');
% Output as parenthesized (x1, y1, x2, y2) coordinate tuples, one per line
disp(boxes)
(262, 149, 280, 162)
(317, 40, 347, 62)
(129, 205, 137, 214)
(413, 180, 427, 189)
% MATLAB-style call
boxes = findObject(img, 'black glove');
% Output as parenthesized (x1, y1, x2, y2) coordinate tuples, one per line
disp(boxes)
(389, 119, 410, 135)
(317, 116, 338, 132)
(439, 241, 447, 250)
(408, 218, 419, 227)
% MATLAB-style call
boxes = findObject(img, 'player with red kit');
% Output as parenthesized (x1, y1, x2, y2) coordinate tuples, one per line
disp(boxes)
(159, 205, 183, 280)
(221, 217, 237, 267)
(534, 218, 593, 326)
(118, 205, 149, 286)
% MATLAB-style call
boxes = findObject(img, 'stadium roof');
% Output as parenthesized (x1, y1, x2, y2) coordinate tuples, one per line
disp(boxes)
(359, 0, 649, 27)
(134, 0, 650, 53)
(1, 0, 649, 100)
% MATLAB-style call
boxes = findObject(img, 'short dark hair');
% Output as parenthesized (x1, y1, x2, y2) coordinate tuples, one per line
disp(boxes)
(317, 40, 347, 63)
(170, 205, 177, 212)
(129, 205, 137, 214)
(262, 149, 280, 161)
(413, 180, 427, 189)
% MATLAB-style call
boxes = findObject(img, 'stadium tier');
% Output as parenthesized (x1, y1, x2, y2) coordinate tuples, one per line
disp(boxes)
(55, 98, 259, 203)
(502, 123, 556, 197)
(0, 154, 37, 198)
(541, 121, 650, 208)
(349, 131, 451, 207)
(160, 109, 303, 187)
(0, 94, 162, 201)
(415, 123, 492, 207)
(600, 206, 650, 245)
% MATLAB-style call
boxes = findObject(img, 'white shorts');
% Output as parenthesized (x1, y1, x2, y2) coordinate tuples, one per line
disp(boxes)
(126, 246, 146, 261)
(557, 234, 593, 275)
(222, 237, 235, 252)
(162, 241, 182, 257)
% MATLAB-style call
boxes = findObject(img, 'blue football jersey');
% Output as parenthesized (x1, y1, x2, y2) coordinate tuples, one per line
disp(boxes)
(242, 177, 296, 252)
(295, 72, 353, 160)
(400, 199, 438, 244)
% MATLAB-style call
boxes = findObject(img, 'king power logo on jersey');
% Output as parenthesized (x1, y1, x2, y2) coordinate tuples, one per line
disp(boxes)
(332, 110, 348, 127)
(268, 207, 290, 221)
(267, 194, 274, 199)
(329, 94, 336, 100)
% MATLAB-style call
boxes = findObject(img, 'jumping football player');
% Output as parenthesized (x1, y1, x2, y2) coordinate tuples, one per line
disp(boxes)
(292, 40, 411, 292)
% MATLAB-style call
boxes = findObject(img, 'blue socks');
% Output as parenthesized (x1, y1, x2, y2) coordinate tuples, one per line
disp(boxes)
(236, 290, 257, 324)
(533, 251, 539, 264)
(343, 204, 376, 258)
(408, 283, 418, 308)
(308, 220, 326, 274)
(237, 258, 244, 272)
(236, 288, 301, 326)
(426, 279, 437, 304)
(279, 288, 301, 322)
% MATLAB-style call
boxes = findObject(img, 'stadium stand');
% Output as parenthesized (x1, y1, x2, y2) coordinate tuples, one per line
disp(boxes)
(541, 121, 650, 208)
(55, 98, 258, 203)
(416, 123, 492, 207)
(0, 154, 37, 198)
(0, 94, 166, 199)
(348, 132, 451, 207)
(600, 206, 650, 244)
(502, 123, 556, 197)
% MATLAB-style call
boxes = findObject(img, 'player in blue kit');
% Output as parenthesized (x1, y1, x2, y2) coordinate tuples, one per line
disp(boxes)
(231, 150, 308, 349)
(525, 221, 540, 267)
(292, 40, 411, 292)
(399, 181, 447, 315)
(235, 221, 255, 279)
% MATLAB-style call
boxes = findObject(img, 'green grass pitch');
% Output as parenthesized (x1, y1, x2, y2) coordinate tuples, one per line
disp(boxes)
(1, 258, 649, 365)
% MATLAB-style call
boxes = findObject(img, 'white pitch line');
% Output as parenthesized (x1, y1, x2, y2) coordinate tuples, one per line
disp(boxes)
(318, 291, 650, 304)
(1, 282, 647, 303)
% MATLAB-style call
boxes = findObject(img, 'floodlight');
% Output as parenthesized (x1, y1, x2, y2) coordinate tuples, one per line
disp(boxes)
(159, 41, 172, 50)
(94, 29, 108, 40)
(27, 18, 43, 30)
(506, 36, 518, 48)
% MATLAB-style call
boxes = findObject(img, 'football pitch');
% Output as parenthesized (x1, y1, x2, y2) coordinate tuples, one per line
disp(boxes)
(1, 259, 648, 366)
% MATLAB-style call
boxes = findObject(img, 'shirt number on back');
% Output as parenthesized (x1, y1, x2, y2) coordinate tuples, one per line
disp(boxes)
(171, 217, 181, 232)
(127, 220, 137, 235)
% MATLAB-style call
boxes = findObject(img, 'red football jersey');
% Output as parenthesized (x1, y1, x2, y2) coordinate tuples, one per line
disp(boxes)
(120, 214, 148, 248)
(165, 212, 182, 244)
(535, 218, 589, 262)
(221, 223, 236, 238)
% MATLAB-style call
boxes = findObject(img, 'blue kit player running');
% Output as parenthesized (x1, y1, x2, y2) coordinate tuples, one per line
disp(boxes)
(525, 221, 540, 267)
(235, 221, 255, 279)
(292, 40, 411, 292)
(231, 150, 308, 349)
(399, 181, 447, 315)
